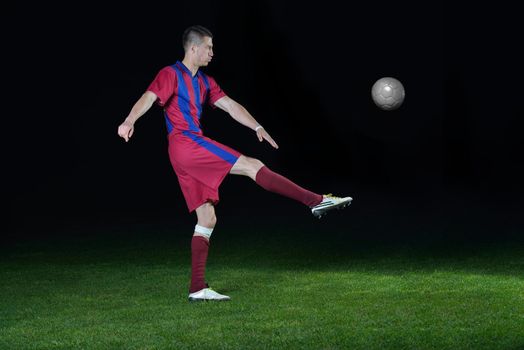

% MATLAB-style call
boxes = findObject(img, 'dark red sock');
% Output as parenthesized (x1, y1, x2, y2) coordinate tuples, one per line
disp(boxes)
(190, 236, 209, 293)
(255, 166, 323, 207)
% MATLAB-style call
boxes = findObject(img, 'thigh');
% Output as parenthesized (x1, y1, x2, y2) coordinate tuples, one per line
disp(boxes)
(169, 135, 239, 192)
(230, 155, 264, 179)
(195, 201, 215, 220)
(229, 155, 249, 175)
(174, 167, 220, 213)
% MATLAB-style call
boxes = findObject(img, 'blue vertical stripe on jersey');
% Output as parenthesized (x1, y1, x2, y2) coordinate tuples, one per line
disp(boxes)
(200, 73, 210, 105)
(164, 111, 174, 133)
(176, 61, 201, 116)
(173, 66, 201, 134)
(182, 131, 238, 165)
(192, 77, 202, 118)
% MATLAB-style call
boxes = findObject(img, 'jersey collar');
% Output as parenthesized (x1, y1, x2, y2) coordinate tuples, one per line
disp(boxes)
(176, 60, 199, 78)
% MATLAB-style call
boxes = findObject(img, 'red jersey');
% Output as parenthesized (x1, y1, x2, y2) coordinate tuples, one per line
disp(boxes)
(146, 61, 226, 135)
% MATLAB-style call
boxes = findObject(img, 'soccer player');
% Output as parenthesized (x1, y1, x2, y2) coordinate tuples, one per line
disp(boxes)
(117, 25, 352, 302)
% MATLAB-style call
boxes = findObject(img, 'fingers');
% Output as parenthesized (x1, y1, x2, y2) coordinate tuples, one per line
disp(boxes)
(256, 129, 265, 142)
(256, 129, 279, 149)
(262, 132, 279, 149)
(125, 128, 133, 142)
(268, 138, 279, 149)
(118, 127, 125, 140)
(118, 125, 133, 142)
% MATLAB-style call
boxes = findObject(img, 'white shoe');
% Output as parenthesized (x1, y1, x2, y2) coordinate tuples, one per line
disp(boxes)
(188, 288, 231, 302)
(311, 193, 352, 219)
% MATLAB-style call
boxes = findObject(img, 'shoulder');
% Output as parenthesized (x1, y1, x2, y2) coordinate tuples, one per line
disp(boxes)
(159, 65, 177, 75)
(152, 65, 178, 82)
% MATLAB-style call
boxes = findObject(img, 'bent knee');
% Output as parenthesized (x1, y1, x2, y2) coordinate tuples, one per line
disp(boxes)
(231, 155, 264, 178)
(244, 156, 265, 173)
(251, 157, 265, 170)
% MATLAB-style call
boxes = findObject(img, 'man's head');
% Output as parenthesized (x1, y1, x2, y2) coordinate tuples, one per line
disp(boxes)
(182, 25, 214, 67)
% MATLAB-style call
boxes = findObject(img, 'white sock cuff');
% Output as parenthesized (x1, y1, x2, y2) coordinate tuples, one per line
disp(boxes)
(195, 225, 213, 239)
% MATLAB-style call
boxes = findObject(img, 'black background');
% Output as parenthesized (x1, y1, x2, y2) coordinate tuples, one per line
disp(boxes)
(4, 1, 523, 240)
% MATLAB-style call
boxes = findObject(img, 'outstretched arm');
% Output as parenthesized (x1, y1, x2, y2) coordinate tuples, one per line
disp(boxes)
(214, 96, 279, 149)
(117, 91, 158, 142)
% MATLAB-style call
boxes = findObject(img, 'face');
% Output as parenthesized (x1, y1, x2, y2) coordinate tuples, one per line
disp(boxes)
(193, 36, 214, 66)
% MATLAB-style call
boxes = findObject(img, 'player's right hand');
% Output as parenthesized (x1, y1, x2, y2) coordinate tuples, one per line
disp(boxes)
(118, 121, 135, 142)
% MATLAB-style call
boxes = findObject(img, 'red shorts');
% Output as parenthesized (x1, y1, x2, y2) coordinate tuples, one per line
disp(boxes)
(168, 131, 242, 212)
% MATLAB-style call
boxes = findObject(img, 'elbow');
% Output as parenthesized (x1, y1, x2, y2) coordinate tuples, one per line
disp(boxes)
(144, 91, 158, 105)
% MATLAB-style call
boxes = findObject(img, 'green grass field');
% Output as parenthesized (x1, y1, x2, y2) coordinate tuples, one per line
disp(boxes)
(1, 219, 523, 350)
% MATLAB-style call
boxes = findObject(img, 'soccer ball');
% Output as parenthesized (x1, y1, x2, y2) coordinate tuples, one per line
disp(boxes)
(371, 77, 405, 110)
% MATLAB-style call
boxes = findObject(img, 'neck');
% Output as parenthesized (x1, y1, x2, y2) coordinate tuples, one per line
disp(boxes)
(181, 58, 199, 76)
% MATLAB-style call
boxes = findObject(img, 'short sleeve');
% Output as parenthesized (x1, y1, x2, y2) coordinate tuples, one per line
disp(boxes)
(146, 67, 177, 106)
(206, 75, 227, 108)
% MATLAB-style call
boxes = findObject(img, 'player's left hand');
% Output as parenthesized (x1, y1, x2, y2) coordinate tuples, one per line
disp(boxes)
(256, 128, 279, 149)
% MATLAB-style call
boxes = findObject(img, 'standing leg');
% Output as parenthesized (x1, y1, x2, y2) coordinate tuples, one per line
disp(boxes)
(188, 201, 230, 301)
(190, 202, 216, 293)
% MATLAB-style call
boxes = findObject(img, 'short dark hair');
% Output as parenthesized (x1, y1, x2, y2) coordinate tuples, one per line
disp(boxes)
(182, 25, 213, 52)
